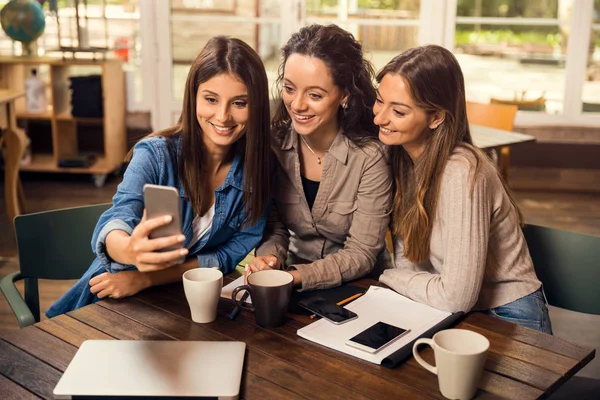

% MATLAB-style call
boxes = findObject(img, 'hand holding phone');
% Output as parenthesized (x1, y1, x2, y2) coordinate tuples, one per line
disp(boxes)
(121, 184, 187, 272)
(298, 297, 358, 325)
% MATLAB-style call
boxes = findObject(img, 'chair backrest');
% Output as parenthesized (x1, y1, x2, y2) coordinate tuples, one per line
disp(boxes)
(490, 96, 546, 112)
(14, 203, 111, 321)
(523, 224, 600, 315)
(466, 101, 518, 131)
(15, 203, 111, 280)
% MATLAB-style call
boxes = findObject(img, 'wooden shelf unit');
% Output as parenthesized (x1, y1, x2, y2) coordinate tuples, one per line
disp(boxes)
(0, 56, 126, 185)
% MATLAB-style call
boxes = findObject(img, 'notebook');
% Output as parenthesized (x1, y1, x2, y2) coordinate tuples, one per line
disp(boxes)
(297, 286, 463, 368)
(54, 340, 246, 400)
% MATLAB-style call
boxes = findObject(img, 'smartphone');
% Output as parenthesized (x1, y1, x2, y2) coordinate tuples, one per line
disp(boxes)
(143, 184, 184, 252)
(298, 297, 358, 325)
(345, 322, 411, 354)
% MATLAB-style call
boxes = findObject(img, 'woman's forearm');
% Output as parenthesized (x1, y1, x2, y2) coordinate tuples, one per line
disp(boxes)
(144, 257, 199, 287)
(105, 230, 133, 265)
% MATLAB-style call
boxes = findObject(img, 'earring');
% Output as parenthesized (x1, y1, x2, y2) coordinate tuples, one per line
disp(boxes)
(342, 102, 348, 109)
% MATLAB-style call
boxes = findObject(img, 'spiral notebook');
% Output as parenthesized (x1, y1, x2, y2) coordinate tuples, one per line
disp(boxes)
(297, 286, 463, 367)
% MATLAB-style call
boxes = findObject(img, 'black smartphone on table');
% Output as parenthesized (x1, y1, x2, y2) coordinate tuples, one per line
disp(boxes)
(297, 297, 358, 325)
(345, 321, 411, 354)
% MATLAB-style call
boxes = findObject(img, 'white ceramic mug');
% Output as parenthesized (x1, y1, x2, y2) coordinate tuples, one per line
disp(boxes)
(182, 268, 223, 323)
(412, 329, 490, 400)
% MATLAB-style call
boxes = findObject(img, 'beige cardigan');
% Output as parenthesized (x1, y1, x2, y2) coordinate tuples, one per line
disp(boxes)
(257, 128, 392, 290)
(380, 148, 541, 312)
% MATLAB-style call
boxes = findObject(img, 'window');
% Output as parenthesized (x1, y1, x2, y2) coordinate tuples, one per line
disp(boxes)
(306, 0, 420, 73)
(454, 0, 565, 114)
(169, 0, 281, 102)
(582, 0, 600, 112)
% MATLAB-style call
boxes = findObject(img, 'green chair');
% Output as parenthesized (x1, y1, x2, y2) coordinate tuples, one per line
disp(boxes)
(0, 203, 111, 328)
(523, 224, 600, 399)
(523, 224, 600, 315)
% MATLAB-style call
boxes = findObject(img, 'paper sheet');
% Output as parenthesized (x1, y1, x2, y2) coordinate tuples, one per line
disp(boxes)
(221, 276, 252, 304)
(297, 286, 451, 364)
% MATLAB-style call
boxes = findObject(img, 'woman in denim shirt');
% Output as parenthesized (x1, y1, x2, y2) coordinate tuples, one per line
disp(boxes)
(47, 36, 272, 317)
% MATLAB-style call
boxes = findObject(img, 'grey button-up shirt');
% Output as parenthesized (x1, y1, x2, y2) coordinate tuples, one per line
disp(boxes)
(257, 127, 393, 290)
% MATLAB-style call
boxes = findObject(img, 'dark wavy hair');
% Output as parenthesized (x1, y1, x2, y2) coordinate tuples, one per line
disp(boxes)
(272, 24, 378, 144)
(143, 36, 272, 225)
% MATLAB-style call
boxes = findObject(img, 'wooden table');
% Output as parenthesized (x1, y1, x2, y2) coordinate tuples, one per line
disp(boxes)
(0, 275, 594, 400)
(471, 124, 535, 180)
(0, 89, 27, 229)
(471, 124, 535, 151)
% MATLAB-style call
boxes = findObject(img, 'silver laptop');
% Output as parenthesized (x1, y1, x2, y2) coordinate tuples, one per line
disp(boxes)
(54, 340, 246, 400)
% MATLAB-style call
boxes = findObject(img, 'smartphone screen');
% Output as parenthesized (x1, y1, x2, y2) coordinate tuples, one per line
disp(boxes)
(298, 297, 358, 324)
(347, 322, 410, 353)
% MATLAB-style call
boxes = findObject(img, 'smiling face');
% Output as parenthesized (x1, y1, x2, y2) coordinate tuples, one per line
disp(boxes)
(196, 73, 249, 153)
(282, 54, 348, 138)
(373, 73, 441, 159)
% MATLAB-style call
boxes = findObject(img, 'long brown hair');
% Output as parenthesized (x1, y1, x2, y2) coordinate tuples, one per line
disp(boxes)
(272, 24, 378, 144)
(145, 36, 271, 224)
(378, 45, 523, 262)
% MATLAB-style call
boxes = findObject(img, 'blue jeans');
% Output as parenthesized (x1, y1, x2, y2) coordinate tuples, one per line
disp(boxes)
(482, 287, 553, 334)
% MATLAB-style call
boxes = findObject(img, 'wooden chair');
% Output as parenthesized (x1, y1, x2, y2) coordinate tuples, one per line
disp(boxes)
(465, 101, 518, 181)
(523, 224, 600, 399)
(0, 203, 111, 327)
(0, 119, 28, 230)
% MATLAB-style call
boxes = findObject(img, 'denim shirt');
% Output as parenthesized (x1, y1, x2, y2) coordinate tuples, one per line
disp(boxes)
(46, 134, 266, 318)
(94, 135, 266, 274)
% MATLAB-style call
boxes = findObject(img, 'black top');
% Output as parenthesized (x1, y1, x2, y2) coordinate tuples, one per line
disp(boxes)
(301, 175, 320, 211)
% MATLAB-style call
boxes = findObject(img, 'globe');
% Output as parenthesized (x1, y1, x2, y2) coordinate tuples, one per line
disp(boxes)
(0, 0, 46, 56)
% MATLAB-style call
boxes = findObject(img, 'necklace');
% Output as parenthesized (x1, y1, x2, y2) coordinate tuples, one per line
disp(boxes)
(299, 135, 323, 164)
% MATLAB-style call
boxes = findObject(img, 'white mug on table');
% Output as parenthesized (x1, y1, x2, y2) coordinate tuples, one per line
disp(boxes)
(182, 268, 223, 323)
(413, 329, 489, 400)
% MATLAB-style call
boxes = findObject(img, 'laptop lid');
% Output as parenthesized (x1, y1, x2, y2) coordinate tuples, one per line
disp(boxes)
(54, 340, 246, 400)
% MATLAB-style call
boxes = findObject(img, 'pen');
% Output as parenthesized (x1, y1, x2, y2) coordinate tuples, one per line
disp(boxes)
(230, 291, 250, 320)
(309, 292, 364, 319)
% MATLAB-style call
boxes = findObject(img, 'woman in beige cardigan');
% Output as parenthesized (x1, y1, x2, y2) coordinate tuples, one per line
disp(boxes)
(246, 24, 392, 290)
(374, 45, 552, 333)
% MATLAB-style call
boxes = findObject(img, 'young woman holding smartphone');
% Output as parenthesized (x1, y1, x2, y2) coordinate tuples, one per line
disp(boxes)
(246, 24, 392, 291)
(374, 45, 551, 333)
(47, 36, 272, 316)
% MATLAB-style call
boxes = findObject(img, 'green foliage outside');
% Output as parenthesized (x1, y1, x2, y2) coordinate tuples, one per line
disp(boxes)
(455, 29, 562, 48)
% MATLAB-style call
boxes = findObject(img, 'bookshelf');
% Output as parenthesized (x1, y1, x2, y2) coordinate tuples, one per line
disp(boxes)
(0, 56, 126, 187)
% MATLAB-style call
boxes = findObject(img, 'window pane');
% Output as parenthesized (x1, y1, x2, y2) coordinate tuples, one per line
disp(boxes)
(307, 1, 420, 74)
(170, 0, 280, 102)
(457, 0, 558, 18)
(583, 1, 600, 113)
(455, 1, 565, 114)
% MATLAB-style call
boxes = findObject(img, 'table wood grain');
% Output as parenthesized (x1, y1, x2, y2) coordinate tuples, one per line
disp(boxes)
(0, 275, 594, 400)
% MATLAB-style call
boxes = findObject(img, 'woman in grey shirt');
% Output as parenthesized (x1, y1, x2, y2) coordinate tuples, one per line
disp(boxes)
(374, 45, 551, 333)
(247, 24, 392, 290)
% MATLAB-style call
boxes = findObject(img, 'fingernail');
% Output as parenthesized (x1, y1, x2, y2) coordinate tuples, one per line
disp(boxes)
(268, 261, 275, 267)
(164, 215, 173, 223)
(178, 235, 185, 242)
(180, 248, 188, 256)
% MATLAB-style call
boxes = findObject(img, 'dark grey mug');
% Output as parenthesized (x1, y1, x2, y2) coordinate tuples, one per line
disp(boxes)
(231, 270, 294, 328)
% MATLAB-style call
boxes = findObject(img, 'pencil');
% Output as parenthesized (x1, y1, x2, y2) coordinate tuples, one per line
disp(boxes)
(336, 292, 363, 306)
(309, 292, 364, 319)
